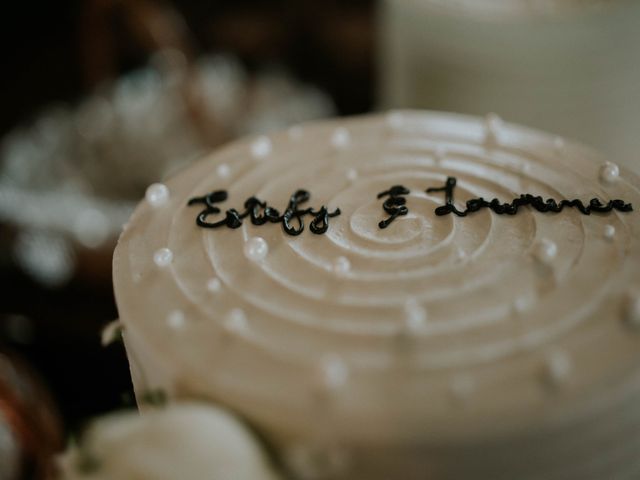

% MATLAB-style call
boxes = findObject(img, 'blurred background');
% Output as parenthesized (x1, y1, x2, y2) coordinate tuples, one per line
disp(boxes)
(0, 0, 638, 478)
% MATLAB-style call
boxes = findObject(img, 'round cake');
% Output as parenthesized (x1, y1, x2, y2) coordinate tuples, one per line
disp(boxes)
(113, 111, 640, 480)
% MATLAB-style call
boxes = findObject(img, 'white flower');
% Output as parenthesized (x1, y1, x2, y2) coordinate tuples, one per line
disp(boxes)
(57, 403, 281, 480)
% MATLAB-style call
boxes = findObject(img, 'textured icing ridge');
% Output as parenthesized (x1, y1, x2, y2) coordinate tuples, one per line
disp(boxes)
(113, 111, 640, 480)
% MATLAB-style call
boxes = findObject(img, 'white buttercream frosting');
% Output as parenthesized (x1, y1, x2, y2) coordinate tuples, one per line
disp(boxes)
(113, 111, 640, 479)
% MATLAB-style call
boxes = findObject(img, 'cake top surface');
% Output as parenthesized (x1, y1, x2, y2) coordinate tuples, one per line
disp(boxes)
(113, 110, 640, 443)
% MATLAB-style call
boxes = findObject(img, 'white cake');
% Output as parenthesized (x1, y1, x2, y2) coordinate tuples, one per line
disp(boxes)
(113, 111, 640, 479)
(379, 0, 640, 172)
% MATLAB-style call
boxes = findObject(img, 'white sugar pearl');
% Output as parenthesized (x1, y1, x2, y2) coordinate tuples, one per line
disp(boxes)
(404, 298, 428, 332)
(345, 168, 358, 182)
(216, 163, 231, 179)
(153, 247, 173, 267)
(251, 136, 272, 159)
(331, 127, 350, 148)
(166, 309, 185, 329)
(519, 163, 531, 174)
(145, 183, 170, 207)
(624, 290, 640, 328)
(244, 237, 269, 262)
(544, 350, 572, 387)
(603, 224, 616, 240)
(434, 145, 447, 163)
(513, 294, 534, 314)
(485, 112, 503, 129)
(534, 238, 557, 264)
(599, 162, 620, 184)
(320, 354, 349, 390)
(386, 111, 404, 128)
(332, 256, 351, 275)
(225, 308, 248, 333)
(484, 112, 503, 144)
(206, 277, 222, 293)
(553, 136, 565, 151)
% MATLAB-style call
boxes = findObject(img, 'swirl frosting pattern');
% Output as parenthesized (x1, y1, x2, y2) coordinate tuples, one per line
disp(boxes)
(114, 111, 640, 480)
